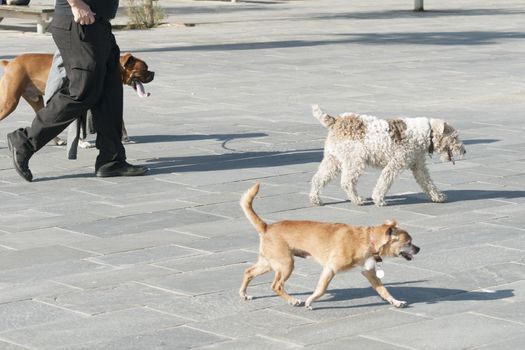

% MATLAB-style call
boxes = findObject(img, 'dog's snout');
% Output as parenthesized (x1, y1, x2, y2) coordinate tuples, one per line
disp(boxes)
(412, 245, 420, 254)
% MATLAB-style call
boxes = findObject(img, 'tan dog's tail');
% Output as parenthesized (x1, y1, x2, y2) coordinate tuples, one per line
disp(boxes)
(312, 104, 336, 128)
(240, 183, 267, 234)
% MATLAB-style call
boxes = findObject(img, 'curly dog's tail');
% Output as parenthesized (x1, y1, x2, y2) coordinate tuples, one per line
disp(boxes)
(312, 104, 336, 128)
(240, 183, 267, 234)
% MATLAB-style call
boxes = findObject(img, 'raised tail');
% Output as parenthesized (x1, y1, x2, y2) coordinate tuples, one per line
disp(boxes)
(240, 183, 267, 234)
(312, 104, 336, 128)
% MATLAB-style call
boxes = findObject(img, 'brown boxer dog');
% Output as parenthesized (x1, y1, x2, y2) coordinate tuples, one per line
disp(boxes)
(0, 52, 154, 144)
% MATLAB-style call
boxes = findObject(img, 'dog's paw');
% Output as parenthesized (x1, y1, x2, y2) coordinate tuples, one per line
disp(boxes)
(305, 304, 313, 311)
(431, 193, 447, 203)
(288, 298, 302, 307)
(51, 138, 66, 146)
(239, 293, 253, 301)
(373, 197, 386, 207)
(79, 140, 94, 149)
(393, 300, 407, 308)
(309, 196, 323, 206)
(352, 196, 364, 206)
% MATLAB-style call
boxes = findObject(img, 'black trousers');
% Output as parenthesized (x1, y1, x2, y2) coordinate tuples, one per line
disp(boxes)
(11, 15, 126, 170)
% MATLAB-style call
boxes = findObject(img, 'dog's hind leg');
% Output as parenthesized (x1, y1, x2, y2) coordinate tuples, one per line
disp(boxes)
(411, 161, 446, 203)
(340, 157, 366, 205)
(361, 270, 406, 308)
(239, 257, 272, 300)
(305, 266, 335, 310)
(271, 259, 301, 306)
(309, 154, 340, 206)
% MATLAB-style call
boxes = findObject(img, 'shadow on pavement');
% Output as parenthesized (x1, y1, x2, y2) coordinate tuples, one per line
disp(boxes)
(254, 281, 514, 310)
(146, 148, 323, 173)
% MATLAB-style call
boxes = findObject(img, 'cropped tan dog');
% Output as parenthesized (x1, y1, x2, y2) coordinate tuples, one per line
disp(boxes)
(0, 52, 154, 144)
(239, 183, 420, 309)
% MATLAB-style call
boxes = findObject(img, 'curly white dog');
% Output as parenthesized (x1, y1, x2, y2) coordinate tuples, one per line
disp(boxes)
(309, 105, 466, 207)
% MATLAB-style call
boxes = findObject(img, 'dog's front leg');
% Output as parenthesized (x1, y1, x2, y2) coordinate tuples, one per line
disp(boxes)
(305, 267, 335, 310)
(372, 162, 403, 206)
(411, 162, 446, 203)
(361, 270, 406, 308)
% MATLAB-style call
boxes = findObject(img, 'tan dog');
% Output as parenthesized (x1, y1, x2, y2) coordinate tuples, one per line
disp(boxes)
(239, 183, 420, 309)
(0, 52, 154, 144)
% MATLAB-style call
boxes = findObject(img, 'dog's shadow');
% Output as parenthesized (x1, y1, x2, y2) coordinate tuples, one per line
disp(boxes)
(254, 280, 514, 310)
(321, 189, 525, 207)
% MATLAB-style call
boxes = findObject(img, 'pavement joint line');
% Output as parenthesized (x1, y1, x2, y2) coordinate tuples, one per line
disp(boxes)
(169, 243, 214, 254)
(266, 307, 318, 323)
(383, 260, 456, 278)
(393, 307, 433, 320)
(61, 245, 103, 256)
(0, 337, 37, 350)
(132, 281, 192, 297)
(358, 334, 419, 350)
(181, 324, 236, 340)
(34, 298, 92, 317)
(84, 257, 119, 268)
(468, 311, 525, 326)
(256, 333, 303, 348)
(141, 306, 197, 322)
(0, 190, 19, 197)
(54, 226, 100, 238)
(164, 228, 209, 239)
(148, 263, 182, 272)
(49, 280, 85, 291)
(485, 243, 525, 252)
(187, 207, 235, 220)
(480, 221, 525, 232)
(70, 188, 109, 198)
(0, 244, 17, 251)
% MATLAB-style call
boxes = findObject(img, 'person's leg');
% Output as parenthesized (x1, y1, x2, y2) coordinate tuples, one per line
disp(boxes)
(7, 17, 108, 180)
(92, 30, 126, 170)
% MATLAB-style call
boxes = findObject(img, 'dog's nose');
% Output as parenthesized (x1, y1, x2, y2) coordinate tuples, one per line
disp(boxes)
(413, 245, 420, 254)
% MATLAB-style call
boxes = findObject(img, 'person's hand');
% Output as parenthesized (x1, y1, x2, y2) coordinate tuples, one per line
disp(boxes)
(68, 0, 96, 25)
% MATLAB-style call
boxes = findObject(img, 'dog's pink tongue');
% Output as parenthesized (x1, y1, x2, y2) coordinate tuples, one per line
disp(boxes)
(134, 80, 150, 98)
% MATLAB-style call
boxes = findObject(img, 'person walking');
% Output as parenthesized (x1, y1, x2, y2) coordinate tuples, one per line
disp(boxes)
(7, 0, 148, 181)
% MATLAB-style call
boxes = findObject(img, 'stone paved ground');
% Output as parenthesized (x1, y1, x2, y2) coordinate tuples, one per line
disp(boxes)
(1, 0, 524, 349)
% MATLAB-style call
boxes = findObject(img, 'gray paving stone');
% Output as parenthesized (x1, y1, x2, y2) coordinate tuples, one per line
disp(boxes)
(304, 336, 408, 350)
(0, 300, 85, 332)
(0, 280, 78, 304)
(197, 335, 301, 349)
(272, 309, 426, 346)
(91, 244, 206, 267)
(156, 249, 258, 272)
(0, 307, 187, 350)
(0, 246, 94, 271)
(362, 312, 525, 350)
(0, 259, 112, 284)
(67, 326, 230, 350)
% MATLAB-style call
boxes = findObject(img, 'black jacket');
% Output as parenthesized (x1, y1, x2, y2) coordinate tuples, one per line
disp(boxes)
(55, 0, 119, 19)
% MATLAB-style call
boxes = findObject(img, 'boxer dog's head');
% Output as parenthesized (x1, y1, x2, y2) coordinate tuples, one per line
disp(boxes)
(119, 53, 155, 98)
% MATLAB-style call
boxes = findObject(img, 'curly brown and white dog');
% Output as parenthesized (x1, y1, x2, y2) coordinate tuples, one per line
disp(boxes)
(239, 183, 420, 309)
(309, 105, 466, 207)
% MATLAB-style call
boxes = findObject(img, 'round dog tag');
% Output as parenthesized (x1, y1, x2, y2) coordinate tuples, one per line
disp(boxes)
(376, 262, 385, 279)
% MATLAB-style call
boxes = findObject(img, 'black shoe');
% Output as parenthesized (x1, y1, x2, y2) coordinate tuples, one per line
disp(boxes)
(7, 133, 33, 182)
(95, 161, 148, 177)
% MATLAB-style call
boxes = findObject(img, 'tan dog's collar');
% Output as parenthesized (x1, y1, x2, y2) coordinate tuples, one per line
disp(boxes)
(369, 234, 383, 262)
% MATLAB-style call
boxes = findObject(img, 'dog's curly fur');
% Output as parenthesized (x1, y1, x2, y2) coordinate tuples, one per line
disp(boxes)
(310, 105, 466, 206)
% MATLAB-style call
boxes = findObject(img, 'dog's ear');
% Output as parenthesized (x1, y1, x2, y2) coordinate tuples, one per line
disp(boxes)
(430, 119, 446, 135)
(384, 219, 399, 239)
(120, 53, 135, 69)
